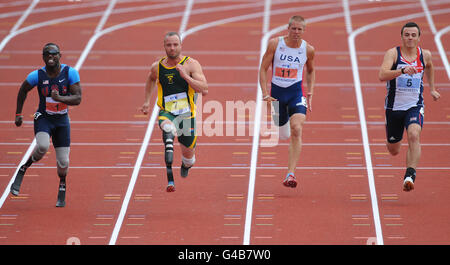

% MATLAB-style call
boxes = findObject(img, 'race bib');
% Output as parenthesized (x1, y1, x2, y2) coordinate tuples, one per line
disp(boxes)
(46, 97, 68, 115)
(164, 92, 190, 115)
(274, 67, 297, 79)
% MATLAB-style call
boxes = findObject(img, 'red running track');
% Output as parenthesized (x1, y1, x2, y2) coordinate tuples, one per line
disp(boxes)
(0, 0, 449, 245)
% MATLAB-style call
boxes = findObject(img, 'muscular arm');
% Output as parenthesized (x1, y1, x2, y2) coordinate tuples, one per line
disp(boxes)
(176, 58, 208, 95)
(423, 49, 440, 101)
(141, 62, 158, 114)
(51, 82, 82, 106)
(305, 43, 315, 111)
(15, 80, 34, 126)
(259, 38, 277, 100)
(378, 48, 417, 81)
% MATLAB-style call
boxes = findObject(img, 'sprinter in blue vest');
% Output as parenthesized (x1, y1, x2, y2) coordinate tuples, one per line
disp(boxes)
(12, 43, 82, 207)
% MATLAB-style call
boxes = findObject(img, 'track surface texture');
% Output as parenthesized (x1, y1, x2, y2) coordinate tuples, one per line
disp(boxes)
(0, 0, 449, 245)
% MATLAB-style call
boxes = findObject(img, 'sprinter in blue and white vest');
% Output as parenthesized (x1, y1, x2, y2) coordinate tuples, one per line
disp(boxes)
(379, 22, 440, 192)
(259, 15, 316, 189)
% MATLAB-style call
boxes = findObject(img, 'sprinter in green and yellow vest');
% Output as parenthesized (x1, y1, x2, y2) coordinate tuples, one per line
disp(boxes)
(141, 32, 208, 192)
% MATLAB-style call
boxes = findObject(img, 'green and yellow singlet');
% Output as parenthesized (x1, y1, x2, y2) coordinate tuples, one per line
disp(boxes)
(157, 56, 196, 117)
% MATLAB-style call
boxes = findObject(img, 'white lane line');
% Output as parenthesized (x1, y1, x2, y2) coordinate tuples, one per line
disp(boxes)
(243, 0, 271, 246)
(1, 166, 449, 171)
(0, 1, 117, 209)
(422, 0, 450, 79)
(108, 0, 194, 246)
(0, 0, 39, 52)
(344, 0, 383, 245)
(2, 65, 450, 71)
(243, 0, 418, 246)
(0, 0, 205, 54)
(3, 81, 450, 88)
(421, 0, 450, 80)
(345, 3, 450, 246)
(75, 0, 117, 70)
(5, 49, 449, 56)
(420, 0, 437, 34)
(0, 0, 109, 20)
(435, 26, 450, 80)
(0, 0, 41, 209)
(2, 142, 450, 147)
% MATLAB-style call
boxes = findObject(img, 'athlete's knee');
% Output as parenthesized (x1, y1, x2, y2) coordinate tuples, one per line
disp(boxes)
(33, 132, 50, 161)
(182, 154, 195, 168)
(55, 147, 70, 169)
(55, 147, 70, 178)
(161, 120, 177, 135)
(407, 128, 421, 144)
(386, 142, 400, 156)
(290, 123, 303, 138)
(57, 156, 70, 169)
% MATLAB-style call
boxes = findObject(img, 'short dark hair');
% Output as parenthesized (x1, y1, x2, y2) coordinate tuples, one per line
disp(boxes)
(401, 22, 421, 36)
(42, 43, 60, 53)
(164, 31, 181, 43)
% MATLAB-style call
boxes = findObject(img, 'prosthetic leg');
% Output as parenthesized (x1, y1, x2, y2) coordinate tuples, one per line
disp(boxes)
(55, 147, 70, 207)
(163, 126, 176, 192)
(10, 132, 49, 196)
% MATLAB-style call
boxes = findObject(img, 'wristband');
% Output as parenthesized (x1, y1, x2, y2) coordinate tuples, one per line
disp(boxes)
(15, 113, 23, 116)
(263, 95, 270, 100)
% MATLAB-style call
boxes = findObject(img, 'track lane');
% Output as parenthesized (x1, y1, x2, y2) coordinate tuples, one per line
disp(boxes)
(350, 0, 450, 244)
(114, 1, 266, 245)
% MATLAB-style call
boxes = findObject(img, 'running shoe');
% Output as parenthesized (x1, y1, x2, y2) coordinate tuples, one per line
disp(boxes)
(56, 181, 66, 207)
(403, 175, 415, 192)
(180, 163, 191, 178)
(166, 181, 176, 192)
(10, 165, 27, 196)
(283, 173, 297, 188)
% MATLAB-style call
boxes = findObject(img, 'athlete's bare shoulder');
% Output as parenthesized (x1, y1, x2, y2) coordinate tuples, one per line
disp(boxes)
(148, 60, 159, 80)
(184, 56, 200, 66)
(385, 47, 398, 58)
(422, 48, 432, 59)
(267, 37, 279, 49)
(306, 41, 315, 59)
(184, 56, 203, 72)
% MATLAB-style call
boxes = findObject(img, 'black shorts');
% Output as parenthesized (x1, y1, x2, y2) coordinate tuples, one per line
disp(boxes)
(385, 106, 424, 143)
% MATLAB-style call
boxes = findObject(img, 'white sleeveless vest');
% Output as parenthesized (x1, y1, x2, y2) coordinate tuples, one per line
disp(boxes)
(272, 37, 307, 88)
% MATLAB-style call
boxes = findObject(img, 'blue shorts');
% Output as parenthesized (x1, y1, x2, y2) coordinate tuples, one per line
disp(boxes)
(385, 106, 424, 143)
(34, 112, 71, 148)
(271, 81, 307, 126)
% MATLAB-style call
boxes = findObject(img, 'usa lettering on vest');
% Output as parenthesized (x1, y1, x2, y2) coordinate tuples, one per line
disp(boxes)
(279, 54, 301, 63)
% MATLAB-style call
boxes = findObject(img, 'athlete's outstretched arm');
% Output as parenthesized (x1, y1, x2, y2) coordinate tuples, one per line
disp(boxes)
(305, 44, 315, 111)
(141, 62, 158, 115)
(423, 49, 440, 101)
(176, 58, 208, 96)
(15, 80, 34, 127)
(259, 38, 277, 102)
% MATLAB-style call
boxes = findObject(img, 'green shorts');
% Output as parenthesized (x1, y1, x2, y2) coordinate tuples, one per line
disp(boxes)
(158, 110, 197, 149)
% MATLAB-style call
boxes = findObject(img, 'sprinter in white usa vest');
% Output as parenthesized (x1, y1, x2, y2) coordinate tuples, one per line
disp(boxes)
(259, 15, 316, 189)
(379, 22, 440, 192)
